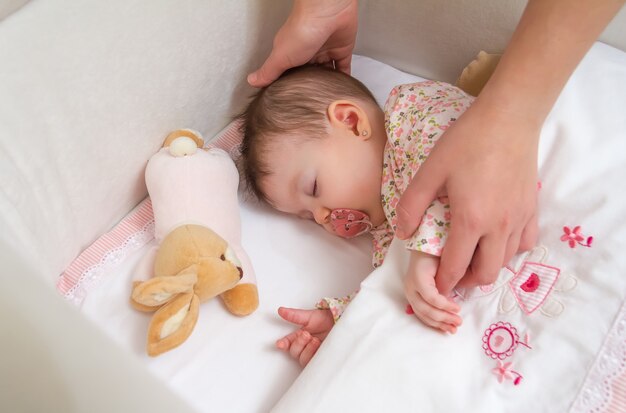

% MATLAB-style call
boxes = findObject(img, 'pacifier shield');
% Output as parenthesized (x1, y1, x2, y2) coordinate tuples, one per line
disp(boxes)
(329, 208, 373, 239)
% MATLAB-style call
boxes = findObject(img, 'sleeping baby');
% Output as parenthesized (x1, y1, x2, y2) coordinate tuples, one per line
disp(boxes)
(239, 65, 473, 366)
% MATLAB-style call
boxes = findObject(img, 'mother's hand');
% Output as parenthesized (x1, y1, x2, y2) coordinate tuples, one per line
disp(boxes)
(247, 0, 358, 87)
(396, 100, 540, 295)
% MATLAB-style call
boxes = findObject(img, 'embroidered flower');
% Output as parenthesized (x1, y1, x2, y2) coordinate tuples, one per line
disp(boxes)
(483, 322, 519, 360)
(560, 226, 593, 248)
(492, 361, 523, 385)
(482, 321, 532, 360)
(492, 361, 514, 383)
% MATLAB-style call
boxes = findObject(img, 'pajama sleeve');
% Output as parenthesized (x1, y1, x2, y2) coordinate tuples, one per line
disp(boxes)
(316, 291, 359, 323)
(382, 81, 473, 258)
(405, 197, 451, 257)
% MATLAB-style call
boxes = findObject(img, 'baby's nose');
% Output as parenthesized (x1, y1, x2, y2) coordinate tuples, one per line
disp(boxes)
(313, 207, 331, 225)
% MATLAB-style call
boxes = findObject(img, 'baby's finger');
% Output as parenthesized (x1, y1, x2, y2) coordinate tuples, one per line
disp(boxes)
(298, 337, 321, 367)
(278, 307, 312, 327)
(408, 297, 462, 328)
(276, 331, 299, 351)
(414, 279, 460, 313)
(419, 313, 459, 334)
(412, 306, 458, 333)
(288, 330, 312, 359)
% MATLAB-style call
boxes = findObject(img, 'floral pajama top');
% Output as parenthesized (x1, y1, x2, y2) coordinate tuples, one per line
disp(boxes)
(318, 81, 474, 321)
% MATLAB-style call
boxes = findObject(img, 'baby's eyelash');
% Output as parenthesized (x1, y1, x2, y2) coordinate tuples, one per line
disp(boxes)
(313, 179, 318, 197)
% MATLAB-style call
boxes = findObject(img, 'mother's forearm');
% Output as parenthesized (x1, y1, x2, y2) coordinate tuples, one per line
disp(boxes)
(478, 0, 624, 126)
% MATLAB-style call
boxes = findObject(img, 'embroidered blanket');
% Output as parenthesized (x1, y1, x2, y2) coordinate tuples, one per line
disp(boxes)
(272, 42, 626, 413)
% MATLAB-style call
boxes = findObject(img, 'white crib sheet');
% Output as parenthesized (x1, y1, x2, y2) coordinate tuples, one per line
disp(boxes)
(77, 55, 423, 413)
(273, 43, 626, 413)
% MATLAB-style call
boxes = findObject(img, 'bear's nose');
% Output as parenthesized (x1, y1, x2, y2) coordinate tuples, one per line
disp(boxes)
(237, 267, 243, 279)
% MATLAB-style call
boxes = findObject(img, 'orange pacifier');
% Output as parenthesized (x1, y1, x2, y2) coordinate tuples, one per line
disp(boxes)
(329, 208, 373, 239)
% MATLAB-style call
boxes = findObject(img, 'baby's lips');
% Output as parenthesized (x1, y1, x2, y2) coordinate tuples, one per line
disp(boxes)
(329, 208, 373, 239)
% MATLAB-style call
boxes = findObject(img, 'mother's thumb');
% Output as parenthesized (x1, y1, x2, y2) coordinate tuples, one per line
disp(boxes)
(395, 173, 441, 239)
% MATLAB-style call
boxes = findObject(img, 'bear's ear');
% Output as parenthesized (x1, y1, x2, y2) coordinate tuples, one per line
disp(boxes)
(131, 265, 198, 308)
(130, 281, 163, 312)
(147, 292, 200, 356)
(163, 129, 204, 149)
(456, 51, 502, 97)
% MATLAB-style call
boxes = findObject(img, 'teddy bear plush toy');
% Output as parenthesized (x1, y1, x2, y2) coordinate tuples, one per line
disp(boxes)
(130, 129, 258, 356)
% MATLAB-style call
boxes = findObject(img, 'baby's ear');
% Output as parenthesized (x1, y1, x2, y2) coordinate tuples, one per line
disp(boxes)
(328, 100, 370, 138)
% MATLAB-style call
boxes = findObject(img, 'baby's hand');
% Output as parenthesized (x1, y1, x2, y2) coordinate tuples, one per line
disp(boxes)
(404, 252, 462, 334)
(276, 307, 335, 367)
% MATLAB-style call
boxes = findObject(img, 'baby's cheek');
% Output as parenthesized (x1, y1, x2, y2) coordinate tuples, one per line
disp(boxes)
(321, 223, 338, 236)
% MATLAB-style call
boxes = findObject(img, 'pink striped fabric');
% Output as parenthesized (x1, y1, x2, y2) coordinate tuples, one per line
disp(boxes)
(57, 198, 155, 304)
(509, 262, 560, 315)
(608, 374, 626, 412)
(208, 119, 243, 159)
(56, 121, 245, 304)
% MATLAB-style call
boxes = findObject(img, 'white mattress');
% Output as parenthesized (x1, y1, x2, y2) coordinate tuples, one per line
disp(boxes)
(78, 55, 423, 413)
(273, 43, 626, 413)
(76, 43, 626, 412)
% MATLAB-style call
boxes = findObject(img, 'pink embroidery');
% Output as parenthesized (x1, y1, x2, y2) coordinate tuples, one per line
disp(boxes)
(482, 321, 531, 360)
(520, 273, 540, 292)
(560, 226, 593, 248)
(492, 361, 524, 385)
(373, 82, 470, 265)
(508, 262, 560, 315)
(483, 322, 532, 386)
(405, 304, 414, 315)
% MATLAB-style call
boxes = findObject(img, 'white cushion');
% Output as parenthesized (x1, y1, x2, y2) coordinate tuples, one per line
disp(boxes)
(0, 0, 291, 282)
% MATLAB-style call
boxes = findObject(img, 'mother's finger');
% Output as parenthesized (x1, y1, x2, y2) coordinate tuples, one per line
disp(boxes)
(395, 165, 442, 240)
(519, 213, 539, 252)
(435, 224, 480, 295)
(464, 234, 507, 288)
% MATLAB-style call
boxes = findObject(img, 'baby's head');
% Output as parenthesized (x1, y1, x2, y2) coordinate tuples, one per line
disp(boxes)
(239, 65, 388, 237)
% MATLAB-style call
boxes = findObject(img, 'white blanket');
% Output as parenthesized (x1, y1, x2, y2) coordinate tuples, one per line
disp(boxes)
(273, 42, 626, 413)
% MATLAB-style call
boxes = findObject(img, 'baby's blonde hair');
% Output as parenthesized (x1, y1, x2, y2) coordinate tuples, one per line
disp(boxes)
(238, 65, 377, 203)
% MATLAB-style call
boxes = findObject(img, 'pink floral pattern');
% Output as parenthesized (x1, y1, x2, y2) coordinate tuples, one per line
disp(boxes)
(321, 82, 474, 317)
(482, 321, 531, 360)
(316, 291, 358, 323)
(372, 81, 473, 267)
(492, 360, 523, 385)
(560, 225, 593, 248)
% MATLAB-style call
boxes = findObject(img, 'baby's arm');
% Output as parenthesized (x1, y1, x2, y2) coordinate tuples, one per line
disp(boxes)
(404, 251, 462, 334)
(276, 307, 335, 367)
